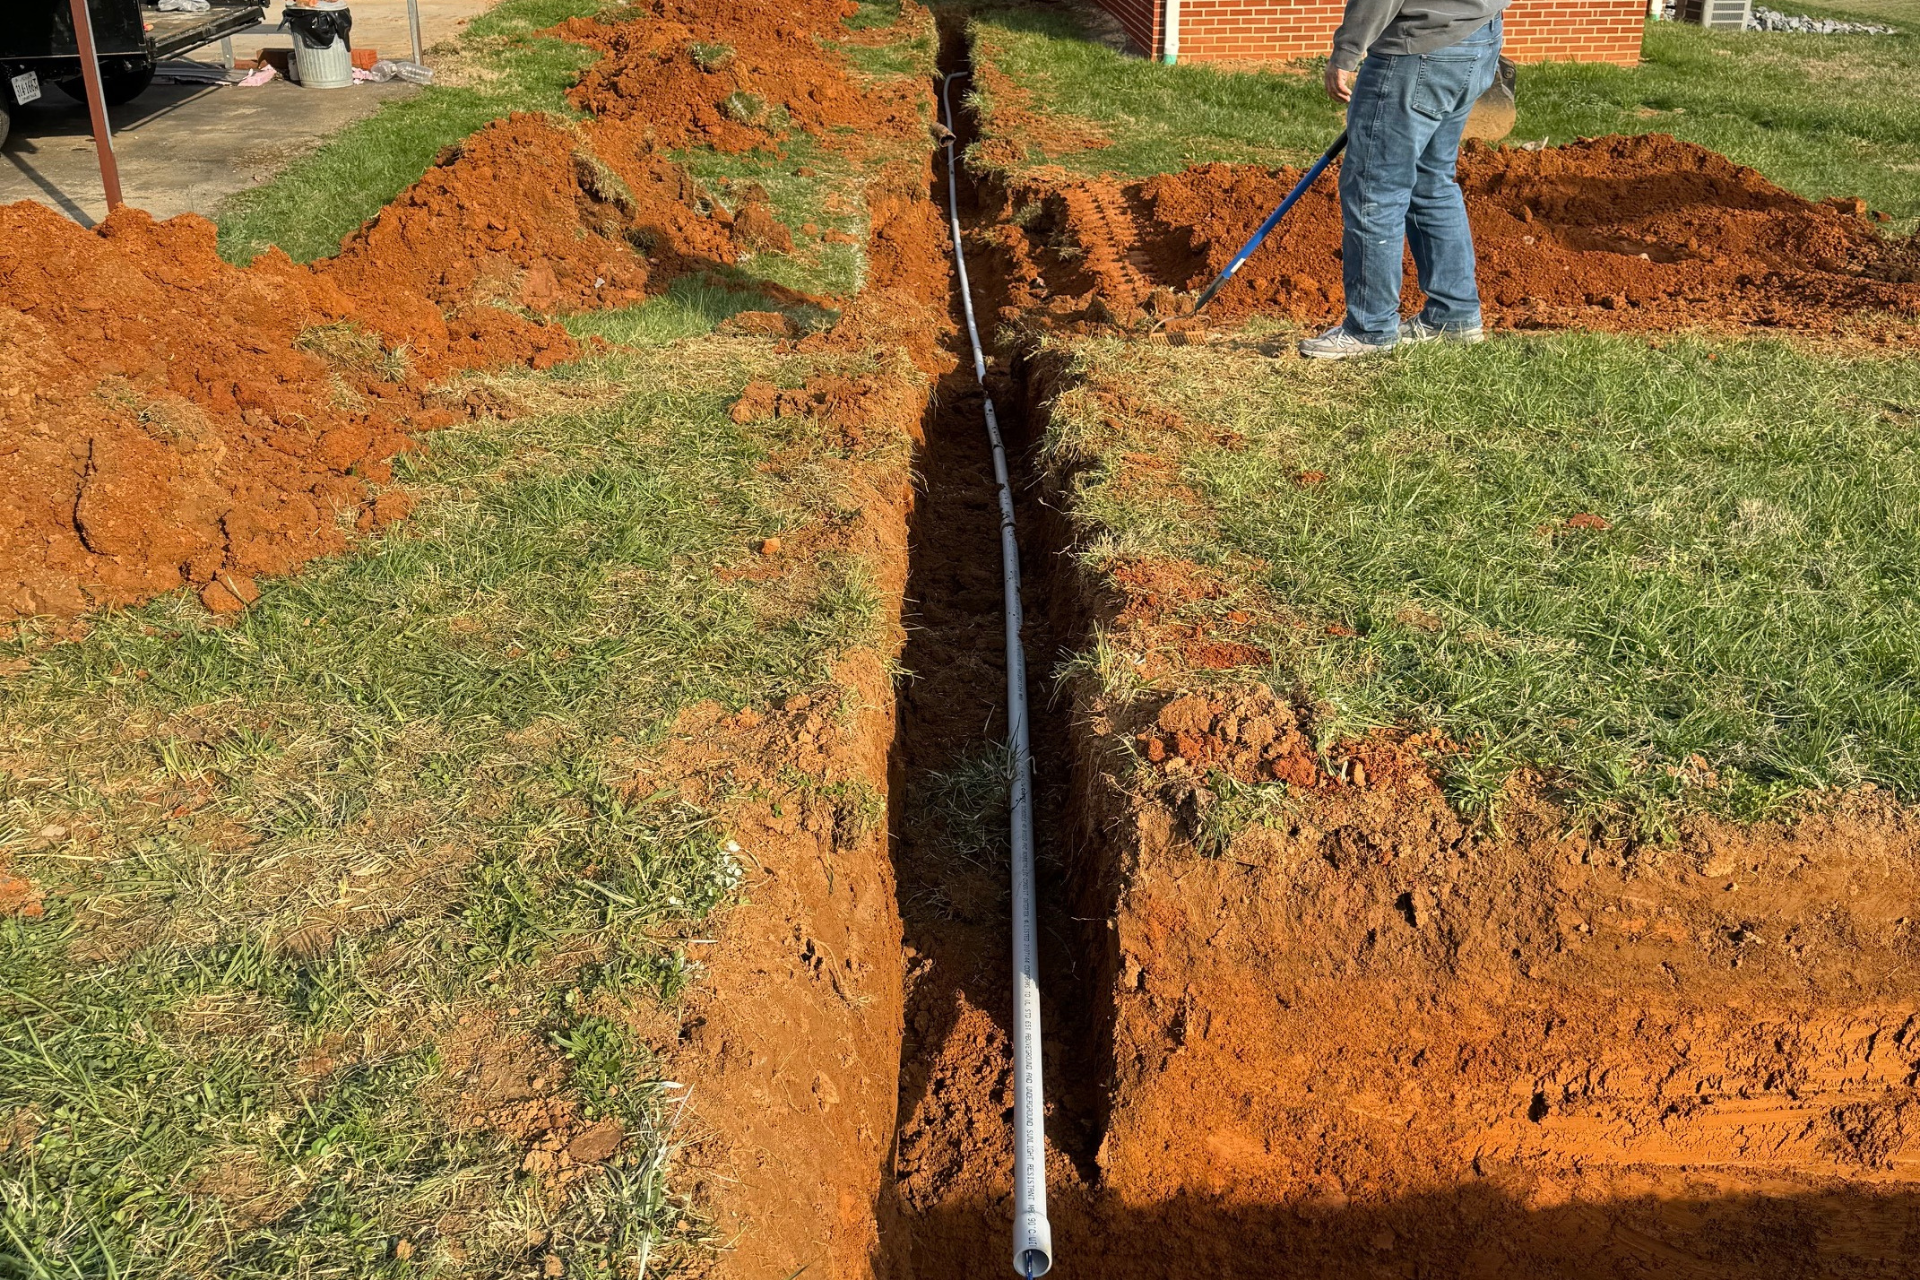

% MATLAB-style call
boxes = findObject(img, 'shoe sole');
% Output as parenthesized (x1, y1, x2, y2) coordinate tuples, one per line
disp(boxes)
(1402, 329, 1486, 345)
(1298, 343, 1395, 360)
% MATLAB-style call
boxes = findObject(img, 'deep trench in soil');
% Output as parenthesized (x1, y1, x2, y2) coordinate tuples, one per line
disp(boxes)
(881, 24, 1111, 1277)
(879, 25, 1920, 1280)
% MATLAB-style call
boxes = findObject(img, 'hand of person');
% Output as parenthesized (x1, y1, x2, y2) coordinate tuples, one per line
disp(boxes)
(1324, 63, 1354, 103)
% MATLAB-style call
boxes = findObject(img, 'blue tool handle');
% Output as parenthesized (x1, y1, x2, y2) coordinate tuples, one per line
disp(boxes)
(1192, 129, 1348, 313)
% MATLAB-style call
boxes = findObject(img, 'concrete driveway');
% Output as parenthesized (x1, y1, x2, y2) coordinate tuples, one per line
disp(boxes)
(0, 0, 498, 226)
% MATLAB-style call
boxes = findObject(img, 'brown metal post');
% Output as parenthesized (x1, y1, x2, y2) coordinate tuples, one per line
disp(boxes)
(66, 0, 124, 212)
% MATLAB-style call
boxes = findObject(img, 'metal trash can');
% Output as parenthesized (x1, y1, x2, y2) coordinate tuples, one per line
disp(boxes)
(284, 2, 352, 89)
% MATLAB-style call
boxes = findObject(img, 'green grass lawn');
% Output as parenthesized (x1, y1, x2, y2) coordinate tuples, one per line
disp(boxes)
(1046, 332, 1920, 836)
(7, 3, 939, 1272)
(968, 2, 1920, 226)
(0, 324, 907, 1276)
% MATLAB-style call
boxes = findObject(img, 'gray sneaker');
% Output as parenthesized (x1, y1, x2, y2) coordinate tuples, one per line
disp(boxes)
(1297, 324, 1396, 360)
(1401, 316, 1485, 345)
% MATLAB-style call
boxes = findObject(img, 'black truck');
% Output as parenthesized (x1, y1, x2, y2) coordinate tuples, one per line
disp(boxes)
(1, 0, 266, 145)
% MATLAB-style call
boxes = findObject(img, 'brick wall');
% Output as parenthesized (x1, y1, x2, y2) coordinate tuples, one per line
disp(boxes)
(1095, 0, 1163, 54)
(1499, 0, 1646, 64)
(1085, 0, 1646, 66)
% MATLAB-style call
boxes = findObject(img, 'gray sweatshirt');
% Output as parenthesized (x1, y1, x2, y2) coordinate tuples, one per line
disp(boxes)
(1330, 0, 1510, 70)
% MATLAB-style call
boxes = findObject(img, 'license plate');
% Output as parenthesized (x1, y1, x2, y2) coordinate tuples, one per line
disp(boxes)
(10, 70, 39, 105)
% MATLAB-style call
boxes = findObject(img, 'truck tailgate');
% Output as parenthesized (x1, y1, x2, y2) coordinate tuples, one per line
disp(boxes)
(148, 4, 264, 61)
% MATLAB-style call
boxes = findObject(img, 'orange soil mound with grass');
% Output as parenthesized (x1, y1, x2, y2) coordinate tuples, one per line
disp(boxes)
(319, 112, 763, 314)
(555, 0, 928, 156)
(991, 134, 1920, 343)
(0, 0, 937, 626)
(0, 202, 573, 621)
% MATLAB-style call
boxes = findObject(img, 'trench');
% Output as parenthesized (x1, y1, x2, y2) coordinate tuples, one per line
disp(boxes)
(876, 21, 1920, 1280)
(880, 21, 1113, 1278)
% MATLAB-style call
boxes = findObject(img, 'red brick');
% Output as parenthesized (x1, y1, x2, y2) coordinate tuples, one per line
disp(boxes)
(1091, 0, 1647, 63)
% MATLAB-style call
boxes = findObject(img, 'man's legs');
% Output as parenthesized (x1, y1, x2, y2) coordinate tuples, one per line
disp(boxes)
(1405, 18, 1503, 335)
(1308, 18, 1503, 355)
(1332, 51, 1429, 346)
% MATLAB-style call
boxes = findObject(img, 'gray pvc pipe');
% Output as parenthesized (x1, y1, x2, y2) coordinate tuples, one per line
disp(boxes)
(938, 71, 1054, 1279)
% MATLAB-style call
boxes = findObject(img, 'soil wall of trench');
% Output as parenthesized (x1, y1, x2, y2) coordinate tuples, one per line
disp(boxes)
(700, 80, 1920, 1280)
(922, 347, 1920, 1280)
(660, 92, 964, 1280)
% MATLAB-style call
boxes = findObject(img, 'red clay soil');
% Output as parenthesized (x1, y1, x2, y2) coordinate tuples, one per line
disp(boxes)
(0, 0, 937, 625)
(896, 675, 1920, 1279)
(321, 114, 637, 312)
(0, 202, 573, 620)
(993, 134, 1920, 343)
(555, 0, 928, 156)
(659, 673, 913, 1280)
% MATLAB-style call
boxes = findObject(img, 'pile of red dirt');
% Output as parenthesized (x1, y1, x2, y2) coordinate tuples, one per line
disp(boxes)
(324, 114, 666, 313)
(0, 202, 576, 620)
(320, 112, 777, 313)
(554, 0, 927, 156)
(0, 0, 938, 625)
(994, 134, 1920, 342)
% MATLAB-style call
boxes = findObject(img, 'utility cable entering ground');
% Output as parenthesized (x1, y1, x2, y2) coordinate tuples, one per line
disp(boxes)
(937, 69, 1054, 1280)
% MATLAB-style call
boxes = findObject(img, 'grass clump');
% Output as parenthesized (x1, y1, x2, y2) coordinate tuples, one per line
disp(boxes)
(846, 0, 906, 30)
(1049, 332, 1920, 837)
(720, 91, 785, 129)
(687, 40, 734, 72)
(1193, 773, 1297, 857)
(296, 320, 412, 382)
(921, 745, 1016, 866)
(676, 134, 870, 298)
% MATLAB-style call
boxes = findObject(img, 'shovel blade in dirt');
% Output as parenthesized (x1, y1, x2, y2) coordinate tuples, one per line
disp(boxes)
(1464, 56, 1519, 143)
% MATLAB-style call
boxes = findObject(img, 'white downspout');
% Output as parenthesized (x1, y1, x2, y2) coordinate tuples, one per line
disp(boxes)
(1163, 0, 1182, 63)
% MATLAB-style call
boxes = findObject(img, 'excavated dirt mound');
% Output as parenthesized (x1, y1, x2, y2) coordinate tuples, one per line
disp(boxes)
(555, 0, 927, 156)
(321, 114, 643, 314)
(0, 0, 936, 625)
(993, 134, 1920, 342)
(0, 202, 572, 620)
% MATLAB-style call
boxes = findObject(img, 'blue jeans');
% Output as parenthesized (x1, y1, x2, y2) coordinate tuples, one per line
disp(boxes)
(1338, 18, 1503, 343)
